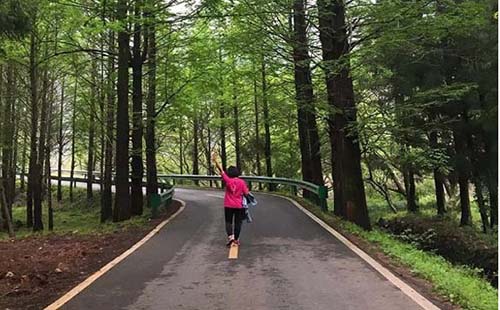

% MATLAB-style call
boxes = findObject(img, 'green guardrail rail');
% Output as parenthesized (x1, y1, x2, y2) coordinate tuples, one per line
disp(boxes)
(149, 179, 174, 218)
(36, 171, 327, 212)
(158, 174, 328, 212)
(44, 173, 176, 218)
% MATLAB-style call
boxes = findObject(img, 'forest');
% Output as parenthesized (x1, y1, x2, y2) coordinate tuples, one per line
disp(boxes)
(0, 0, 497, 308)
(0, 0, 496, 230)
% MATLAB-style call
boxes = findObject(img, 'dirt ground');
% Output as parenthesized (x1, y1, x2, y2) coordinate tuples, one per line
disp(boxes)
(0, 201, 181, 310)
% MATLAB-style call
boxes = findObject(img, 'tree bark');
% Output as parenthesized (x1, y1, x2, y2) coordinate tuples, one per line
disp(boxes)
(2, 63, 15, 219)
(27, 29, 38, 228)
(114, 0, 131, 222)
(145, 10, 158, 207)
(317, 0, 370, 229)
(453, 128, 471, 226)
(33, 69, 49, 232)
(102, 29, 115, 223)
(87, 66, 96, 204)
(131, 0, 144, 216)
(262, 58, 273, 183)
(253, 74, 262, 182)
(192, 118, 200, 176)
(292, 0, 323, 190)
(57, 79, 65, 203)
(429, 131, 446, 215)
(233, 102, 241, 170)
(69, 78, 77, 203)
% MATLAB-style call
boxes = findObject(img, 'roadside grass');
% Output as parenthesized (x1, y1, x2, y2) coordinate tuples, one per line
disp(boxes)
(1, 186, 156, 240)
(291, 196, 498, 310)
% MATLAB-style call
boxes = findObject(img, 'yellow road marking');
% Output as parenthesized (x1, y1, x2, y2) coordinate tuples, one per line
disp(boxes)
(228, 244, 239, 259)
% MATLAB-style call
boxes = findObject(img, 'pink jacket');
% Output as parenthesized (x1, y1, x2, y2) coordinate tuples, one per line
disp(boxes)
(221, 171, 249, 208)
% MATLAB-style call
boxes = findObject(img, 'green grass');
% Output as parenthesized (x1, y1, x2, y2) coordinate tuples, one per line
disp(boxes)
(1, 187, 155, 240)
(293, 197, 498, 310)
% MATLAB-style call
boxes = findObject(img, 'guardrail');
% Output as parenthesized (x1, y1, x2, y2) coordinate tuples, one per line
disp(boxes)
(41, 173, 175, 218)
(40, 170, 328, 211)
(158, 174, 328, 211)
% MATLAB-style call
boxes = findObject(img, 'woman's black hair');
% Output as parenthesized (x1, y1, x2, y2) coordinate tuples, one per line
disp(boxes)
(226, 166, 241, 178)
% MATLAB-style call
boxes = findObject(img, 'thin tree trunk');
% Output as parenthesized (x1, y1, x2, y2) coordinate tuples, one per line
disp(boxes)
(33, 69, 49, 232)
(429, 131, 446, 215)
(253, 74, 262, 183)
(453, 129, 471, 226)
(20, 131, 27, 192)
(233, 103, 241, 170)
(45, 96, 54, 231)
(69, 78, 77, 203)
(2, 63, 15, 218)
(27, 29, 38, 228)
(87, 71, 96, 204)
(219, 102, 227, 171)
(57, 79, 65, 203)
(0, 182, 14, 238)
(131, 0, 144, 216)
(193, 118, 199, 177)
(317, 0, 370, 229)
(101, 29, 115, 223)
(145, 11, 158, 207)
(114, 0, 131, 222)
(405, 167, 418, 212)
(262, 58, 273, 184)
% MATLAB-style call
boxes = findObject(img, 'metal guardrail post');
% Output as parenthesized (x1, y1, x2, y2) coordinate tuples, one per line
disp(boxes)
(290, 185, 297, 196)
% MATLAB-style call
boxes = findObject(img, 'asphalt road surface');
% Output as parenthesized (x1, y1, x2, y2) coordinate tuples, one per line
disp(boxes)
(59, 188, 427, 310)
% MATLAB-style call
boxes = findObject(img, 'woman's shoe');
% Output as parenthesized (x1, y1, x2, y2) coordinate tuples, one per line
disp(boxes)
(226, 234, 235, 247)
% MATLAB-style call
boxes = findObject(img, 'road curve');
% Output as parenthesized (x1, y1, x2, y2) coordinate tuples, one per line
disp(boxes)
(59, 188, 426, 310)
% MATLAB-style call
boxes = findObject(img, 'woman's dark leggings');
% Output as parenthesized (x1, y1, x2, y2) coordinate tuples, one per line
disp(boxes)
(224, 207, 245, 240)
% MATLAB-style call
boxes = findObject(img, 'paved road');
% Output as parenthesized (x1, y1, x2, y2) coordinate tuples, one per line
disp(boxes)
(60, 188, 425, 310)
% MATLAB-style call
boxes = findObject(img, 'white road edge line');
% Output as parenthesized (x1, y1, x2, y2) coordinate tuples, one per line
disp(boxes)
(270, 194, 440, 310)
(44, 199, 187, 310)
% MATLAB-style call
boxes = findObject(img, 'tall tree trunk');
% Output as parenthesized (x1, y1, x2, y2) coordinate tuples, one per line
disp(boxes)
(87, 67, 96, 204)
(45, 95, 54, 231)
(219, 102, 227, 171)
(179, 123, 184, 174)
(33, 69, 49, 232)
(131, 0, 144, 216)
(27, 29, 38, 228)
(20, 130, 27, 192)
(262, 58, 272, 183)
(145, 11, 158, 207)
(453, 128, 471, 226)
(218, 48, 227, 171)
(0, 182, 14, 238)
(192, 118, 199, 176)
(429, 131, 446, 215)
(57, 79, 65, 203)
(404, 167, 418, 213)
(69, 78, 77, 203)
(114, 0, 131, 222)
(253, 74, 262, 181)
(317, 0, 370, 229)
(101, 29, 115, 223)
(233, 103, 241, 170)
(292, 0, 323, 190)
(2, 63, 15, 218)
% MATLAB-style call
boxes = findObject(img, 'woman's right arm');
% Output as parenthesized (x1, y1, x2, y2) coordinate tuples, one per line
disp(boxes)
(211, 151, 223, 175)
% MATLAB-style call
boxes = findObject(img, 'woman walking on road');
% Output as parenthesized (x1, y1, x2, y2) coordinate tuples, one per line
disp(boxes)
(211, 152, 249, 247)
